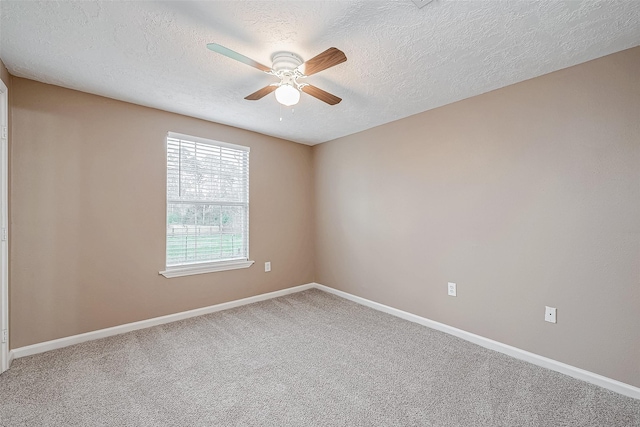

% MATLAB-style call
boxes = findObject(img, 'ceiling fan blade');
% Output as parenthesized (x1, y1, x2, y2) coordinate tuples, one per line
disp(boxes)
(207, 43, 272, 73)
(297, 47, 347, 76)
(245, 85, 278, 101)
(300, 84, 342, 105)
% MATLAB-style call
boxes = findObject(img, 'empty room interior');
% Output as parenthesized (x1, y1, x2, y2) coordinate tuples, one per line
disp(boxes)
(0, 1, 639, 425)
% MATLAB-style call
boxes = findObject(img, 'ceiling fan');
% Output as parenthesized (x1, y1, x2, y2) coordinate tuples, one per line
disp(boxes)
(206, 43, 347, 107)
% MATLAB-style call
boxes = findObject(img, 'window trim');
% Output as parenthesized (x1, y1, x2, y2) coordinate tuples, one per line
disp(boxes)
(160, 132, 253, 278)
(160, 259, 254, 278)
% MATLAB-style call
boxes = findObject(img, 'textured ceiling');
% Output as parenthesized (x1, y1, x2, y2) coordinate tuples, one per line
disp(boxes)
(1, 1, 639, 145)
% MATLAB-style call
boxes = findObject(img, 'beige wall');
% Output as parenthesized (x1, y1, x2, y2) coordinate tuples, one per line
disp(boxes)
(313, 46, 640, 387)
(10, 78, 314, 348)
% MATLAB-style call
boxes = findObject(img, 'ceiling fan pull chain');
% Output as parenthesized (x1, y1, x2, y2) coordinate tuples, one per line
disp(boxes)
(279, 104, 283, 122)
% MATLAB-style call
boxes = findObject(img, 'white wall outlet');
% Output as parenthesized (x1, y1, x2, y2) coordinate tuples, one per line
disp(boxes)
(447, 282, 457, 297)
(545, 306, 557, 323)
(264, 262, 271, 272)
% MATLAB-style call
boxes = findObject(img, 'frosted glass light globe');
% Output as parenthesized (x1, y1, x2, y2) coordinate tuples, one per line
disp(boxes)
(275, 84, 300, 106)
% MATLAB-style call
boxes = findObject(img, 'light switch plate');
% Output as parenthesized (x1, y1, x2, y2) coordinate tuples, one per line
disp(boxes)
(265, 262, 271, 272)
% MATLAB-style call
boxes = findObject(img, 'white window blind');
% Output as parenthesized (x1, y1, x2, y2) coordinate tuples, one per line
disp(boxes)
(166, 132, 249, 269)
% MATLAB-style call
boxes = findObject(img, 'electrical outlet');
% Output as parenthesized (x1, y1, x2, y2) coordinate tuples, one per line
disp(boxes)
(264, 262, 271, 272)
(447, 282, 457, 297)
(545, 306, 557, 323)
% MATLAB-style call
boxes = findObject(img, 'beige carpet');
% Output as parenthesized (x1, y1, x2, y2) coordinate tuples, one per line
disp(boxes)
(0, 289, 638, 426)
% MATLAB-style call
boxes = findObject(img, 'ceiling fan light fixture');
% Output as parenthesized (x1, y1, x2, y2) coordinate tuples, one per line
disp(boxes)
(275, 84, 300, 106)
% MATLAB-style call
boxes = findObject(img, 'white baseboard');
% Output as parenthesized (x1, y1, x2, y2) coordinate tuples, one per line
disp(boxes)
(11, 283, 314, 360)
(9, 281, 639, 400)
(312, 283, 640, 400)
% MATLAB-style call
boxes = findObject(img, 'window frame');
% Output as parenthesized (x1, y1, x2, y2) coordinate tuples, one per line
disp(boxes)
(159, 132, 253, 278)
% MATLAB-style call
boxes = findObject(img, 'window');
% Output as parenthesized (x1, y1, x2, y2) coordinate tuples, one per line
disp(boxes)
(160, 132, 253, 278)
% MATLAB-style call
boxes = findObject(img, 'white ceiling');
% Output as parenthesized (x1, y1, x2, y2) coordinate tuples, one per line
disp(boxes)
(1, 1, 639, 145)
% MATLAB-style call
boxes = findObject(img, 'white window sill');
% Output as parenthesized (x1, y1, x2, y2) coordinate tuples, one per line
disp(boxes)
(159, 259, 254, 278)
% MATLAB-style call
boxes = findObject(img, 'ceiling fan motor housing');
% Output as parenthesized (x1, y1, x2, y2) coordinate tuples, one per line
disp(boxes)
(271, 52, 304, 72)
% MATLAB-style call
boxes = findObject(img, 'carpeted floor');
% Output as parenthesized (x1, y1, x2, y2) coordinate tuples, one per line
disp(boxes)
(0, 289, 638, 426)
